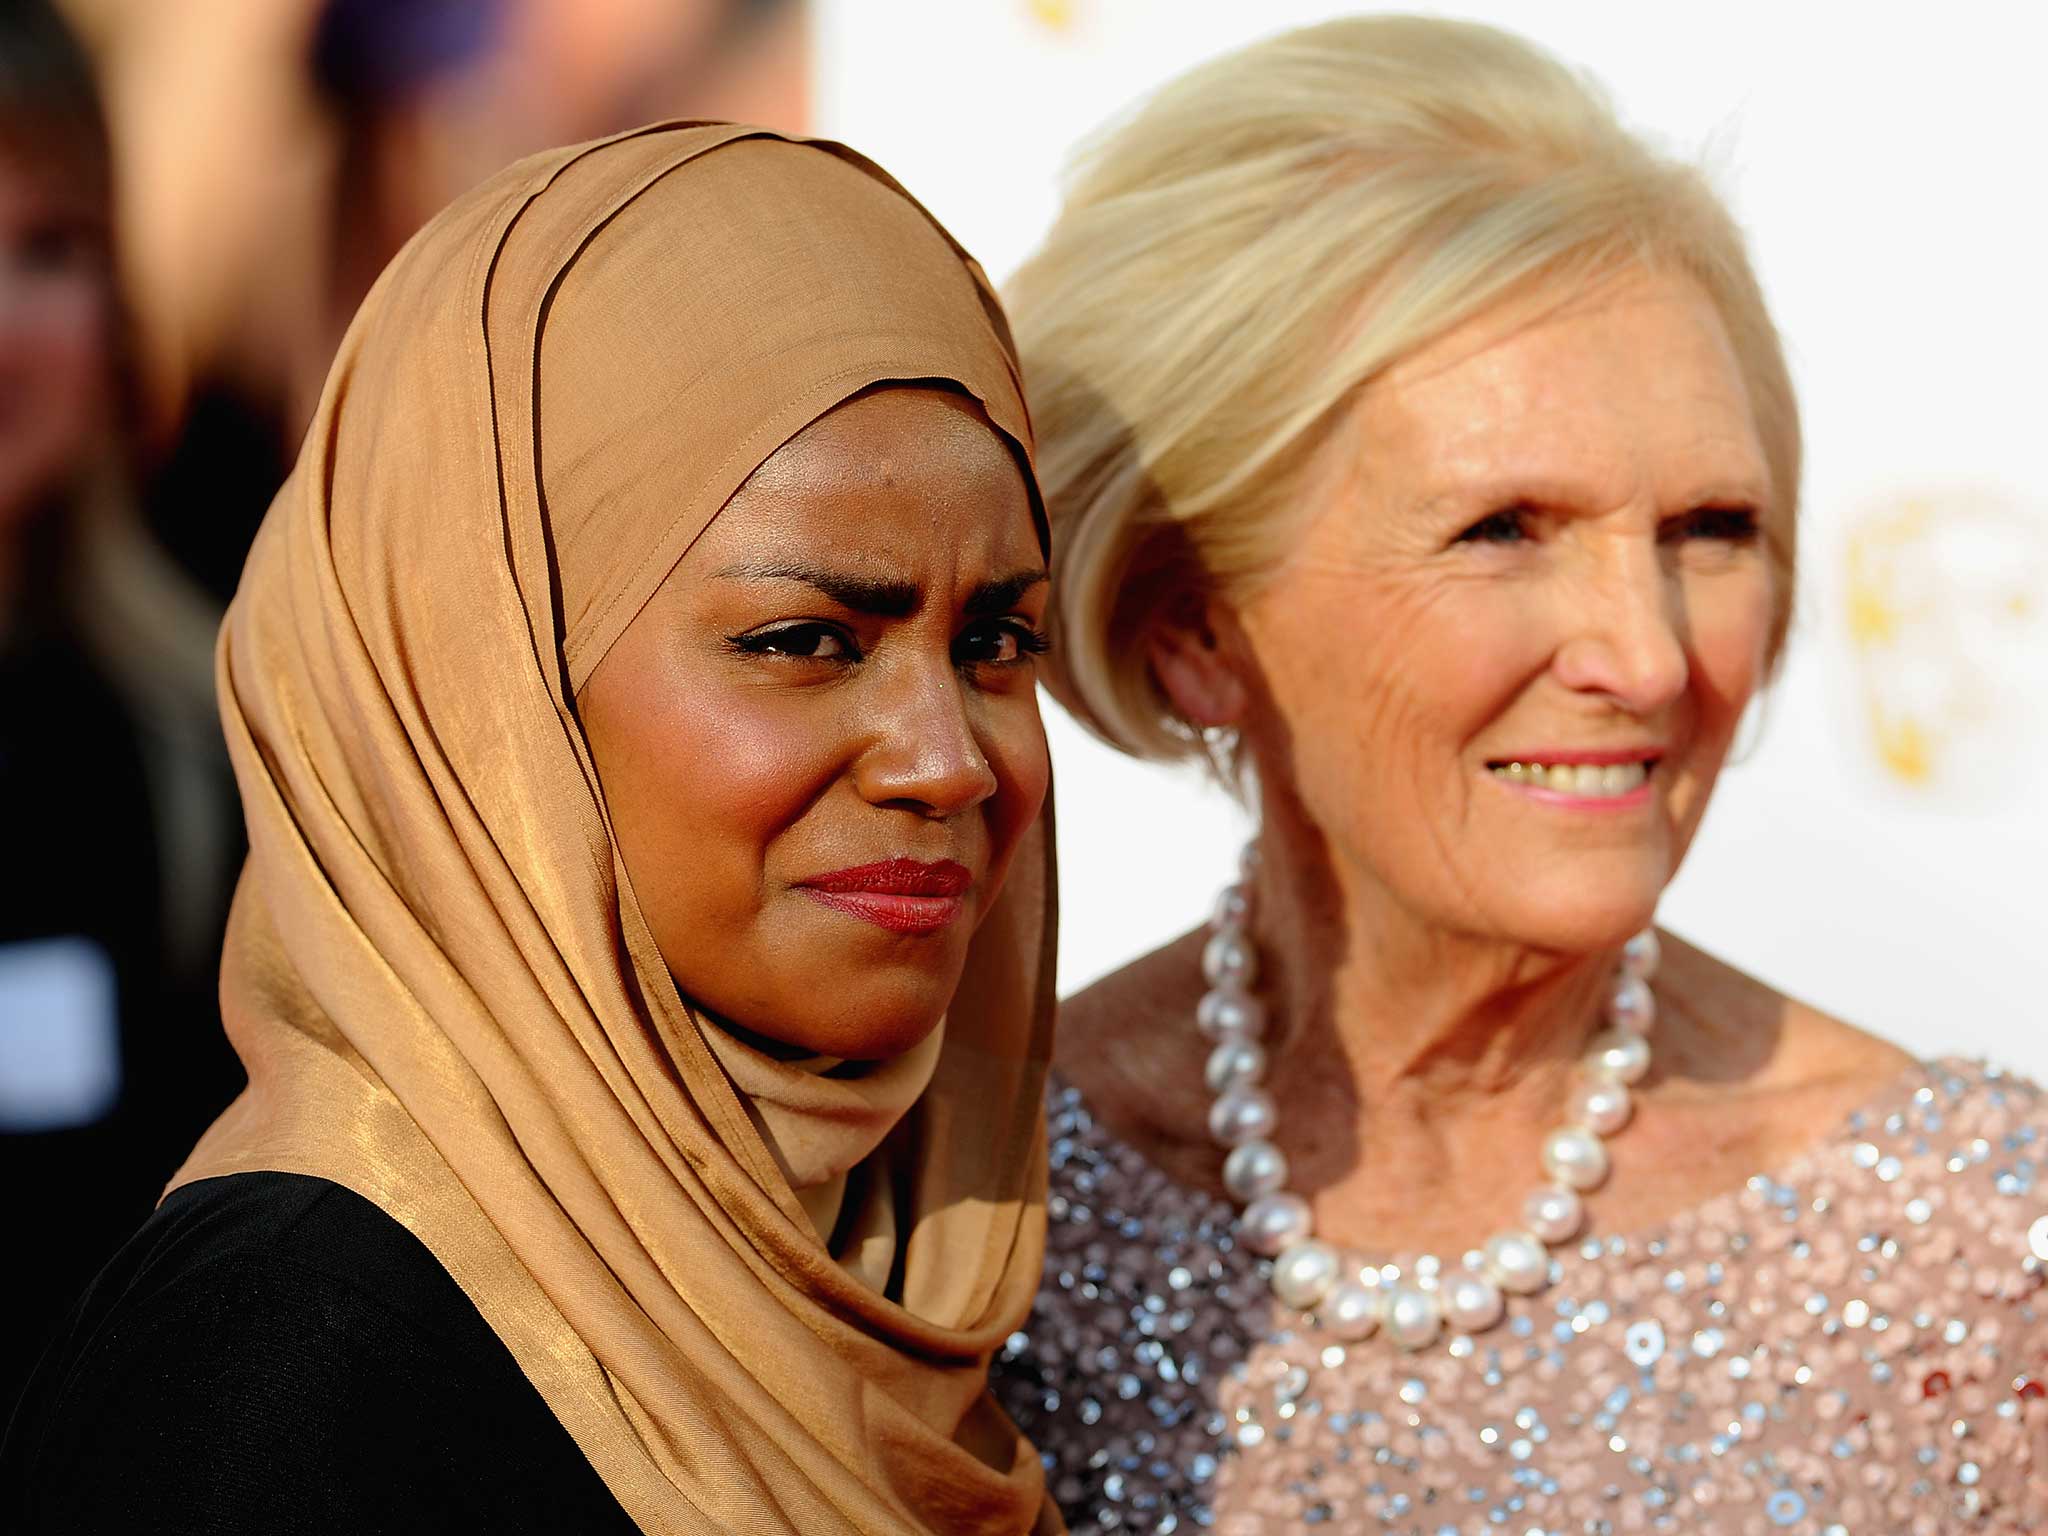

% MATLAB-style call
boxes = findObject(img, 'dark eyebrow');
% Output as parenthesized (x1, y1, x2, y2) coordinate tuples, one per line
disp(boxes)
(714, 563, 1047, 620)
(713, 562, 918, 617)
(963, 568, 1049, 618)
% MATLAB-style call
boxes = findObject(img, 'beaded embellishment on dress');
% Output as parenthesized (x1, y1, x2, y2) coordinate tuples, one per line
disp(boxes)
(995, 1060, 2048, 1534)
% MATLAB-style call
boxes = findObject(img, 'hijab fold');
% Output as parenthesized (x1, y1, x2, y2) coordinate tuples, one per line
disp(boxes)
(174, 123, 1061, 1535)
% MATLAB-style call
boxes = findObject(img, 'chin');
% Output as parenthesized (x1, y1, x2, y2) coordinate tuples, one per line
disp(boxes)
(779, 976, 959, 1062)
(1481, 864, 1669, 957)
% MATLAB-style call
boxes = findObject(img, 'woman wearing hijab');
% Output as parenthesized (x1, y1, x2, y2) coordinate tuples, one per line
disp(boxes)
(3, 124, 1063, 1535)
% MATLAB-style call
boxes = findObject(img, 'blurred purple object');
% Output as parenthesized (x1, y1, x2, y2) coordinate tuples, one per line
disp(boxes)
(312, 0, 508, 105)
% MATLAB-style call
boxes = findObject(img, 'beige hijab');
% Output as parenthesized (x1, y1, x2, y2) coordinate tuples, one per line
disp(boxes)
(174, 124, 1061, 1535)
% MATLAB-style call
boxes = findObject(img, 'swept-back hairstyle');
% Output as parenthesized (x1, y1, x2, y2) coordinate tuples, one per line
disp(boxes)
(1009, 15, 1800, 767)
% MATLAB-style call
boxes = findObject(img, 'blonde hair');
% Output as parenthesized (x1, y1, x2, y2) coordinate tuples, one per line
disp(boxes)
(1009, 14, 1800, 765)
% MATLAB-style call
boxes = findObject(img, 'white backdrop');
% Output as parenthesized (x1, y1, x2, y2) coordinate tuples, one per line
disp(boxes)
(813, 2, 2047, 1071)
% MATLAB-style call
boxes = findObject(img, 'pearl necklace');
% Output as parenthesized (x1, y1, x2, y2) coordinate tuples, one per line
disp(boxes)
(1199, 846, 1659, 1352)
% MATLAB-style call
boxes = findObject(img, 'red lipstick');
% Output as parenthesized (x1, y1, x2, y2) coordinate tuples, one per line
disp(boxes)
(797, 858, 972, 935)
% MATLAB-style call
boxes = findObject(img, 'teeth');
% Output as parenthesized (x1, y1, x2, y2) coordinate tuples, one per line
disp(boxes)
(1491, 760, 1648, 797)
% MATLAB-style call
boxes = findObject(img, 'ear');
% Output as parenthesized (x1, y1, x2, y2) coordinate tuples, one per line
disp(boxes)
(1148, 593, 1250, 730)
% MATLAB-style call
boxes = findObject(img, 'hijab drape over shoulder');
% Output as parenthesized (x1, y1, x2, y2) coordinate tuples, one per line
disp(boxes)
(175, 125, 1061, 1535)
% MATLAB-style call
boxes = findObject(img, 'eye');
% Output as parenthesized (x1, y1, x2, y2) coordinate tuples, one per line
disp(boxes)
(1662, 505, 1761, 544)
(725, 621, 860, 662)
(953, 617, 1052, 668)
(1453, 508, 1533, 545)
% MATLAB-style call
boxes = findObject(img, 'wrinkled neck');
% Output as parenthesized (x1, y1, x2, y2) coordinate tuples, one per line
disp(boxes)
(1245, 806, 1615, 1121)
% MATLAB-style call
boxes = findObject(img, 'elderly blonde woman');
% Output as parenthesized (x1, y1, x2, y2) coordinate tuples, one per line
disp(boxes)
(992, 16, 2048, 1534)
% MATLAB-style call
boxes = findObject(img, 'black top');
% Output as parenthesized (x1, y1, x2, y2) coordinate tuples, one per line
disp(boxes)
(1, 1171, 641, 1533)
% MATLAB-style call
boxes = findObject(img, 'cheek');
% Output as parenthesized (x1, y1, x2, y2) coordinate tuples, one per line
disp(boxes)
(974, 692, 1051, 888)
(9, 277, 108, 396)
(1248, 572, 1538, 814)
(605, 685, 845, 939)
(1683, 568, 1776, 737)
(0, 280, 109, 502)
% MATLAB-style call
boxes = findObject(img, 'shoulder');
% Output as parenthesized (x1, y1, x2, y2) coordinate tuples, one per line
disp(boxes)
(1891, 1064, 2048, 1524)
(68, 1169, 492, 1354)
(1860, 1058, 2048, 1269)
(1751, 1051, 2048, 1331)
(1792, 1055, 2048, 1512)
(1054, 928, 1217, 1169)
(1654, 931, 1918, 1131)
(1058, 927, 1202, 1048)
(4, 1172, 632, 1534)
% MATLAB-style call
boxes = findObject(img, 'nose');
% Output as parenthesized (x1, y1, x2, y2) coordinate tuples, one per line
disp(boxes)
(1551, 543, 1690, 714)
(853, 664, 1000, 818)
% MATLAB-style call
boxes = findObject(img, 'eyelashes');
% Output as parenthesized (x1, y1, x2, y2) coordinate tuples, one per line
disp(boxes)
(961, 621, 1053, 666)
(1454, 508, 1532, 545)
(723, 617, 1052, 669)
(1662, 505, 1761, 544)
(1450, 504, 1763, 548)
(724, 622, 854, 661)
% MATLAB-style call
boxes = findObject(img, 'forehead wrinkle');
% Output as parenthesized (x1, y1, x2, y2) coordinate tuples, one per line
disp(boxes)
(1359, 290, 1769, 521)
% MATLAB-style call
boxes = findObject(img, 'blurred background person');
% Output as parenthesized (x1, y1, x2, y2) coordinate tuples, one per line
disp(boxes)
(3, 0, 812, 1432)
(57, 0, 809, 605)
(0, 0, 239, 1418)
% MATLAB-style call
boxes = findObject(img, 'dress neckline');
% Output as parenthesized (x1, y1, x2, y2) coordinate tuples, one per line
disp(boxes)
(1047, 1055, 1974, 1276)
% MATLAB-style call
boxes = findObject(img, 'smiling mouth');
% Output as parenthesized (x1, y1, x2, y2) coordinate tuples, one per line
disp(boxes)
(1486, 759, 1657, 799)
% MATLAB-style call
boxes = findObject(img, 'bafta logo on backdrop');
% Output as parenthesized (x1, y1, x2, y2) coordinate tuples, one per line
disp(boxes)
(1842, 488, 2047, 804)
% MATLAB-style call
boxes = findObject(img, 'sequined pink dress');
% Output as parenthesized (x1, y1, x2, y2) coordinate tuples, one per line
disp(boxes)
(993, 1060, 2048, 1534)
